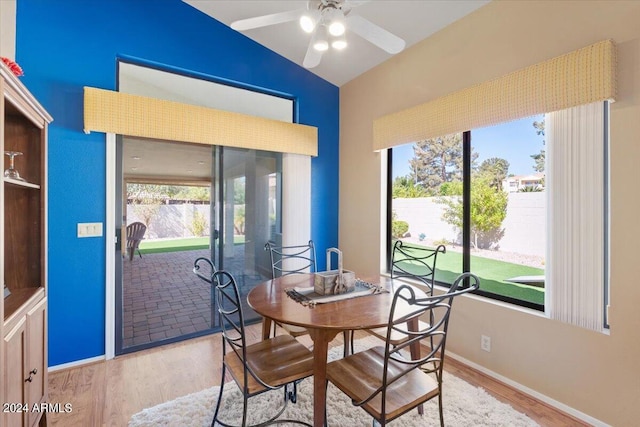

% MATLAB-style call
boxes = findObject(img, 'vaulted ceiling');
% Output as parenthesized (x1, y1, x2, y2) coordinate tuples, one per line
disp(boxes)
(183, 0, 490, 86)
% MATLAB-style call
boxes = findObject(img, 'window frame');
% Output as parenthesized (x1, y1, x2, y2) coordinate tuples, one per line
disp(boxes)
(387, 129, 545, 312)
(388, 103, 611, 317)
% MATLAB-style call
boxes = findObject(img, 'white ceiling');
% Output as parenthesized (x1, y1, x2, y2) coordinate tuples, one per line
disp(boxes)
(184, 0, 490, 86)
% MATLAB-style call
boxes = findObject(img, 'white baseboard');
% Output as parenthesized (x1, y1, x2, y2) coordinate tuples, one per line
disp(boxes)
(447, 351, 609, 427)
(48, 355, 105, 373)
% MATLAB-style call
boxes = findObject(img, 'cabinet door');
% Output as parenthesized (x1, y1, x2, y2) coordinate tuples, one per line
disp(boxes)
(3, 318, 27, 427)
(26, 299, 46, 427)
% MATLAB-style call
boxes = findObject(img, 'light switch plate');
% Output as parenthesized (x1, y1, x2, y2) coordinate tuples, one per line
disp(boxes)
(78, 222, 103, 238)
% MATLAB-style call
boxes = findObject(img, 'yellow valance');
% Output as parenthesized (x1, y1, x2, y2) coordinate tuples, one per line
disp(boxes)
(83, 87, 318, 156)
(373, 39, 616, 151)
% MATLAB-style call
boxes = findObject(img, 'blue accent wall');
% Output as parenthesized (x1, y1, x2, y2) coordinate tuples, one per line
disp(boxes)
(16, 0, 339, 366)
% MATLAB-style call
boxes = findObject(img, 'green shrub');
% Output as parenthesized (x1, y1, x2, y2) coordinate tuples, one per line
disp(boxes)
(392, 219, 409, 238)
(189, 210, 208, 237)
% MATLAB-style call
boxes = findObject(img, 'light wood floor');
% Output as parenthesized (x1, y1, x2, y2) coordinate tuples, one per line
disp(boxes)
(47, 324, 588, 427)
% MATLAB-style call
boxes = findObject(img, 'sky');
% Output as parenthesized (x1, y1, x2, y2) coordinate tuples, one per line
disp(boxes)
(392, 114, 545, 179)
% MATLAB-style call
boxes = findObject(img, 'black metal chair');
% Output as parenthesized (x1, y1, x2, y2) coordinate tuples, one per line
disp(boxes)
(264, 240, 354, 356)
(362, 240, 447, 347)
(126, 221, 147, 261)
(326, 273, 480, 427)
(264, 240, 317, 338)
(211, 270, 314, 427)
(193, 256, 217, 284)
(264, 240, 317, 279)
(193, 257, 217, 327)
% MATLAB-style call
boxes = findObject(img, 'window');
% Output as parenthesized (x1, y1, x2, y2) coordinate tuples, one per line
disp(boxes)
(389, 103, 608, 321)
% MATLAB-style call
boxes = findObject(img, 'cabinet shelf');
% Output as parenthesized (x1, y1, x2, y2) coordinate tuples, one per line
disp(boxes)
(3, 287, 42, 322)
(4, 177, 40, 189)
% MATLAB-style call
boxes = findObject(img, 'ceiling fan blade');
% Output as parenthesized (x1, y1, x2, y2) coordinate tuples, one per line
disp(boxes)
(346, 14, 406, 54)
(231, 8, 305, 31)
(303, 28, 324, 69)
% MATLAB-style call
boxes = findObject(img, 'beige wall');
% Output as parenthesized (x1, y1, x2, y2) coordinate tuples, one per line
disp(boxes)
(0, 0, 16, 59)
(340, 1, 640, 425)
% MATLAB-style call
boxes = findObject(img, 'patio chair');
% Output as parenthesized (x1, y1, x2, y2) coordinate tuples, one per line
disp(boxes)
(126, 222, 147, 261)
(326, 273, 480, 427)
(211, 270, 313, 427)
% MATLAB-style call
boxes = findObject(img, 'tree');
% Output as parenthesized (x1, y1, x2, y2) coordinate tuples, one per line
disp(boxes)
(531, 119, 546, 172)
(438, 180, 462, 196)
(437, 177, 507, 249)
(234, 178, 245, 204)
(409, 133, 464, 195)
(173, 186, 210, 202)
(127, 183, 167, 227)
(392, 176, 428, 198)
(478, 157, 510, 191)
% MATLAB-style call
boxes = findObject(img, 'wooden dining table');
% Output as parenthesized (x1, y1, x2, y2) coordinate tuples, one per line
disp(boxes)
(247, 274, 422, 427)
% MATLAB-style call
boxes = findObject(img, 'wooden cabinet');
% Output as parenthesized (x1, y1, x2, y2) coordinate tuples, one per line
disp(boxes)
(26, 299, 47, 427)
(3, 316, 27, 427)
(0, 60, 52, 427)
(3, 296, 46, 427)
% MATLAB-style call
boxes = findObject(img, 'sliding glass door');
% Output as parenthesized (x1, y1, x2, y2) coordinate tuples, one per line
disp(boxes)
(212, 146, 282, 321)
(115, 139, 281, 355)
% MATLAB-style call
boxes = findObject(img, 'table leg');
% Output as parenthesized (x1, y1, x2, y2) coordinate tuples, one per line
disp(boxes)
(308, 328, 339, 427)
(261, 317, 272, 340)
(408, 317, 421, 359)
(407, 317, 424, 415)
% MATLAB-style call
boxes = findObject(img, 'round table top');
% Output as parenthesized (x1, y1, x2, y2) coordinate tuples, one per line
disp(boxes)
(247, 274, 410, 331)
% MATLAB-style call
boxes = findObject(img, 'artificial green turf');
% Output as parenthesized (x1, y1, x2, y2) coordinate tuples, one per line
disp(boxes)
(394, 243, 545, 305)
(138, 237, 210, 254)
(138, 235, 246, 254)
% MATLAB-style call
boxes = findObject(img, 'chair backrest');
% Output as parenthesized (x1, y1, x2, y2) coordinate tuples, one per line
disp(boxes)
(390, 240, 446, 295)
(264, 240, 316, 278)
(193, 257, 217, 284)
(126, 222, 147, 249)
(212, 271, 251, 385)
(376, 273, 480, 412)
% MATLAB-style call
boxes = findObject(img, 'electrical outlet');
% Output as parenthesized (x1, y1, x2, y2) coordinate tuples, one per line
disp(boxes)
(481, 335, 491, 352)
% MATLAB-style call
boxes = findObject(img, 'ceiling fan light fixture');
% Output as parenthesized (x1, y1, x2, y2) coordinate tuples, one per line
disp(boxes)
(313, 39, 329, 51)
(313, 24, 329, 51)
(328, 20, 345, 37)
(299, 14, 316, 33)
(331, 31, 347, 50)
(331, 38, 347, 50)
(324, 7, 345, 36)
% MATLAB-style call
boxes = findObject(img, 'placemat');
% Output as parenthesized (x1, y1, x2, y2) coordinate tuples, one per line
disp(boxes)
(285, 279, 387, 307)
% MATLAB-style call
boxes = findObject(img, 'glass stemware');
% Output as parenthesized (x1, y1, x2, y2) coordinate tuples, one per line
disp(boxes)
(4, 151, 25, 181)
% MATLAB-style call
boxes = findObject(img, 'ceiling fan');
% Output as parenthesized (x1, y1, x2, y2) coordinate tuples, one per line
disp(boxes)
(230, 0, 406, 68)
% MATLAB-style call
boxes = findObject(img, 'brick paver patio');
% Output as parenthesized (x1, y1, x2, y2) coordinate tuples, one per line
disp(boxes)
(122, 247, 265, 349)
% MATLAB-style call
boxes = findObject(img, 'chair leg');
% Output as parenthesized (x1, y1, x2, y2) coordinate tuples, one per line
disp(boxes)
(211, 365, 226, 427)
(242, 395, 249, 427)
(286, 381, 298, 403)
(438, 392, 444, 427)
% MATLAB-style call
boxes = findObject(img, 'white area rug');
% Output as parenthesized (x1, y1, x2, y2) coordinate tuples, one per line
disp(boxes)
(129, 340, 539, 427)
